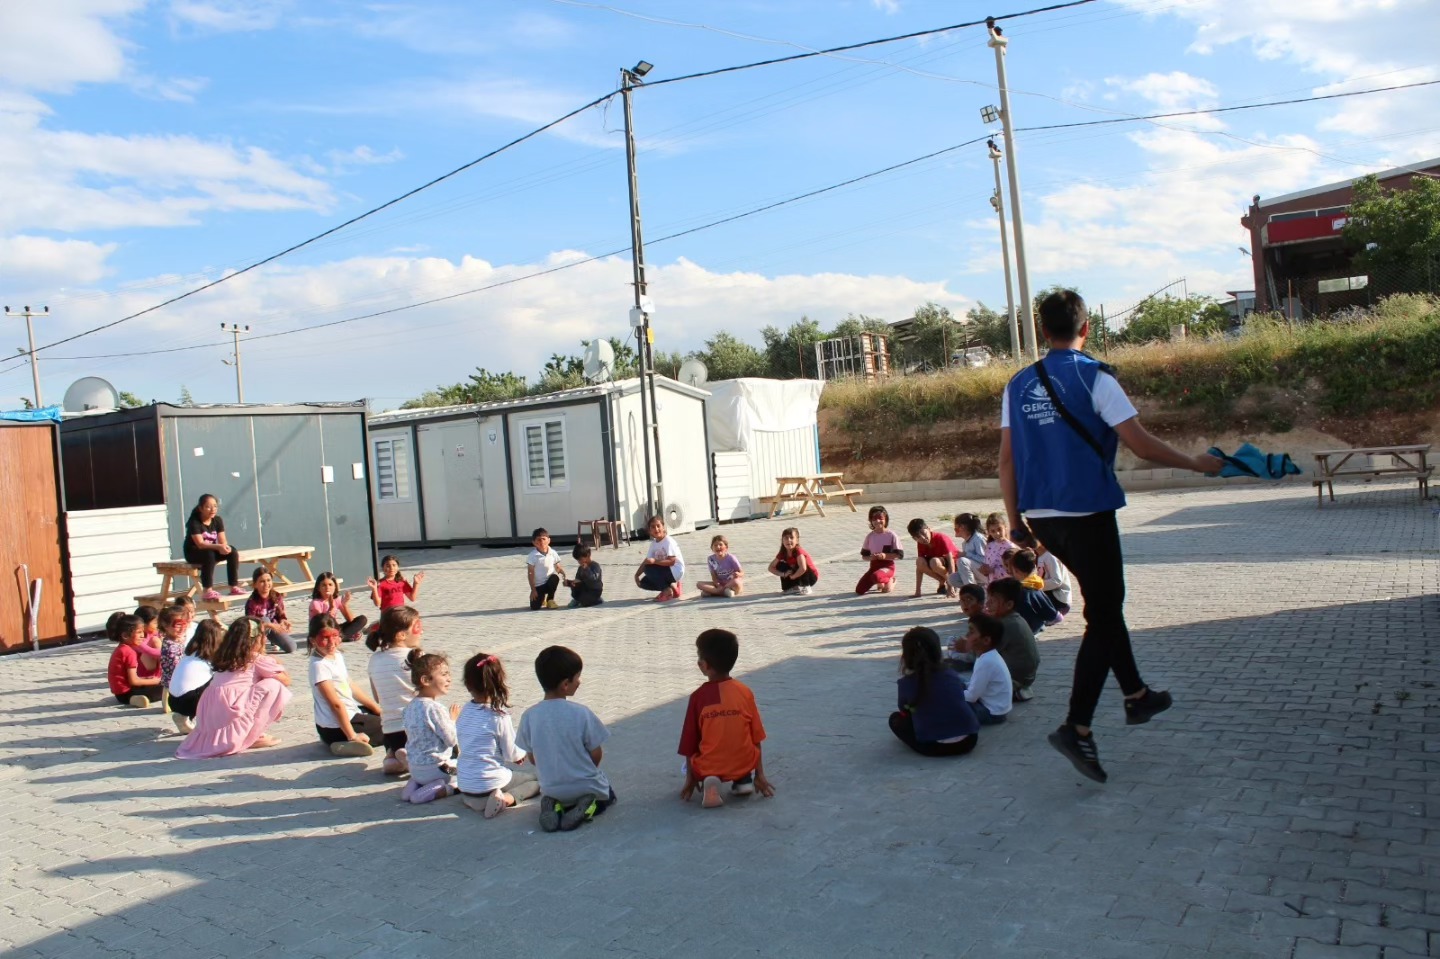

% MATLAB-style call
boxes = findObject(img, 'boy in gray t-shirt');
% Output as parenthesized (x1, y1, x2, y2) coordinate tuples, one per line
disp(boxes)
(516, 645, 615, 832)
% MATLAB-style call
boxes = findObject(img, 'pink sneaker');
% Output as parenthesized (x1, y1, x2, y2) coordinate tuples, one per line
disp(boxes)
(202, 589, 221, 601)
(229, 586, 247, 596)
(655, 586, 677, 603)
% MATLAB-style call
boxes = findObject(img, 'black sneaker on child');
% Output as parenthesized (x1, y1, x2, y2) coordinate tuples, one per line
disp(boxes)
(731, 773, 755, 796)
(538, 796, 563, 833)
(1124, 687, 1173, 725)
(559, 793, 599, 831)
(1047, 724, 1107, 783)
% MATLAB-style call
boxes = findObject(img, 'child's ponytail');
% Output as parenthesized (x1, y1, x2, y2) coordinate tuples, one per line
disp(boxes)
(463, 652, 510, 711)
(370, 605, 420, 652)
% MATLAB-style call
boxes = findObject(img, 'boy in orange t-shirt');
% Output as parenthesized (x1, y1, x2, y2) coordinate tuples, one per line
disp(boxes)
(678, 629, 776, 808)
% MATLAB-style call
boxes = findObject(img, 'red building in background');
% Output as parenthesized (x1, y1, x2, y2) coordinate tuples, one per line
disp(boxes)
(1241, 157, 1440, 316)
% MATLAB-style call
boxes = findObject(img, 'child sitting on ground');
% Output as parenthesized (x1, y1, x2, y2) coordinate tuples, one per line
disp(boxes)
(108, 612, 162, 707)
(245, 568, 297, 654)
(890, 627, 979, 757)
(993, 568, 1062, 634)
(565, 544, 604, 607)
(167, 619, 224, 733)
(401, 653, 459, 804)
(962, 614, 1013, 725)
(456, 652, 541, 818)
(697, 535, 744, 598)
(1013, 527, 1073, 614)
(769, 527, 818, 595)
(157, 605, 188, 710)
(135, 604, 160, 646)
(368, 555, 424, 612)
(945, 584, 990, 669)
(949, 513, 988, 588)
(907, 518, 959, 598)
(957, 583, 985, 619)
(979, 512, 1016, 585)
(527, 528, 564, 611)
(984, 579, 1041, 701)
(635, 515, 685, 602)
(515, 645, 615, 832)
(367, 605, 422, 775)
(311, 572, 367, 642)
(856, 505, 903, 595)
(173, 594, 200, 640)
(309, 615, 384, 757)
(175, 617, 292, 759)
(678, 629, 775, 808)
(1011, 548, 1048, 592)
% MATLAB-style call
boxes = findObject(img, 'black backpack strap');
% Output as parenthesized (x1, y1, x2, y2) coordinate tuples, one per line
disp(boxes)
(1032, 360, 1107, 463)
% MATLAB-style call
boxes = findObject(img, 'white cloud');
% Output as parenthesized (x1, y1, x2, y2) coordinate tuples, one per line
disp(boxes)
(130, 74, 211, 103)
(168, 0, 289, 33)
(871, 0, 901, 13)
(1107, 72, 1219, 112)
(0, 0, 142, 93)
(0, 235, 116, 286)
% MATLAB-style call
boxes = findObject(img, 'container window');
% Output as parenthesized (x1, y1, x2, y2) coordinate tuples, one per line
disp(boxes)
(374, 436, 411, 501)
(522, 418, 568, 490)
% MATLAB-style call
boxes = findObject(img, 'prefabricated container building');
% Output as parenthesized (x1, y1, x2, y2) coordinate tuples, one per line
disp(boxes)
(706, 378, 824, 521)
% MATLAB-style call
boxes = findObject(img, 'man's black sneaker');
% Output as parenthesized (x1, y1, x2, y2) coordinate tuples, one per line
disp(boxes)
(1048, 724, 1107, 783)
(560, 793, 599, 831)
(1124, 688, 1173, 726)
(539, 796, 562, 833)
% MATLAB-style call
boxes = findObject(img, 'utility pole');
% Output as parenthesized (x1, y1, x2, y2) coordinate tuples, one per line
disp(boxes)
(621, 59, 664, 520)
(5, 305, 47, 408)
(986, 140, 1021, 359)
(220, 323, 250, 403)
(986, 19, 1037, 360)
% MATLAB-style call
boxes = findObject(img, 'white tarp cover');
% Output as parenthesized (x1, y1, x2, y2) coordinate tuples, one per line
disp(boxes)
(705, 378, 823, 452)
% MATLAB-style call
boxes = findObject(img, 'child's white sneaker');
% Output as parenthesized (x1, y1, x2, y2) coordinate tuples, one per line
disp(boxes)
(701, 775, 724, 808)
(128, 694, 151, 709)
(797, 585, 812, 596)
(722, 587, 736, 598)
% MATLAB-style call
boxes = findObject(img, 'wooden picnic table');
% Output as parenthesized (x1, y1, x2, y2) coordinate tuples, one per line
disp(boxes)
(1312, 444, 1432, 506)
(136, 545, 329, 613)
(761, 473, 864, 519)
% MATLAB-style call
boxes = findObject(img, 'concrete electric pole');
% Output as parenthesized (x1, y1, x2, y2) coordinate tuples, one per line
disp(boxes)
(220, 323, 250, 403)
(5, 305, 48, 408)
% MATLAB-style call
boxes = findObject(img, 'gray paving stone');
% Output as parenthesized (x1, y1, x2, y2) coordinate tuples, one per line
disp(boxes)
(1, 483, 1438, 958)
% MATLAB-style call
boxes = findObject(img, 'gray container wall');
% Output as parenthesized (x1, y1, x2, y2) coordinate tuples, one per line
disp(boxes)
(163, 413, 374, 593)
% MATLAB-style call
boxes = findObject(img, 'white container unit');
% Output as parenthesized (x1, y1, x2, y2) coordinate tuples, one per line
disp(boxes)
(705, 378, 824, 521)
(368, 377, 713, 547)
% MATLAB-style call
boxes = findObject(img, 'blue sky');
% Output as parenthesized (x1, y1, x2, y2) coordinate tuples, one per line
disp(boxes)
(1, 0, 1437, 410)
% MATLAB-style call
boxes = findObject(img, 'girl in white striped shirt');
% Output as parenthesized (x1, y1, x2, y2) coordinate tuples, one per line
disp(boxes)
(455, 652, 541, 818)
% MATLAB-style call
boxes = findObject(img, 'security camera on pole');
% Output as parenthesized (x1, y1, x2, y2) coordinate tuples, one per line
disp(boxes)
(621, 59, 664, 518)
(983, 138, 1021, 360)
(986, 19, 1037, 360)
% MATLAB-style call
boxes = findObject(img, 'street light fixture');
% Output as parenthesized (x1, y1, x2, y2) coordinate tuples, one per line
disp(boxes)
(980, 104, 1001, 125)
(627, 60, 653, 80)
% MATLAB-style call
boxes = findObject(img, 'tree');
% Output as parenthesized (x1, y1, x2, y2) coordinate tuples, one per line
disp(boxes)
(964, 302, 1015, 358)
(761, 317, 826, 379)
(178, 385, 195, 407)
(1345, 174, 1440, 294)
(118, 391, 145, 408)
(653, 350, 684, 379)
(1115, 294, 1228, 345)
(894, 302, 959, 371)
(829, 313, 890, 340)
(692, 331, 768, 381)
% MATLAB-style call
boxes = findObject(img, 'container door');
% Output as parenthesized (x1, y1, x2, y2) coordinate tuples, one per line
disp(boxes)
(417, 420, 487, 540)
(476, 415, 511, 539)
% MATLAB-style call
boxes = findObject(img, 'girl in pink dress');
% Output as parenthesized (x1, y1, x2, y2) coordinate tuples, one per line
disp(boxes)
(176, 617, 293, 760)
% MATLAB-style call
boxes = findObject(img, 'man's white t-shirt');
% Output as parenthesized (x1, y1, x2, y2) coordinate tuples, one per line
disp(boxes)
(310, 653, 361, 728)
(965, 648, 1014, 716)
(1000, 366, 1138, 518)
(646, 535, 685, 580)
(527, 547, 561, 582)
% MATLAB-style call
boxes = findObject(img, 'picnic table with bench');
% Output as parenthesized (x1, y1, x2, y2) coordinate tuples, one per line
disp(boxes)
(761, 473, 864, 519)
(1312, 444, 1432, 506)
(135, 545, 332, 613)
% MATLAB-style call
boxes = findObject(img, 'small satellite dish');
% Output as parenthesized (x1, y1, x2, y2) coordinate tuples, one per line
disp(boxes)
(583, 339, 616, 383)
(63, 376, 120, 413)
(678, 358, 709, 388)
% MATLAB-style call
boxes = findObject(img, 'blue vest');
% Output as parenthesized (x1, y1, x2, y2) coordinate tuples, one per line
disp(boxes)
(1006, 350, 1127, 514)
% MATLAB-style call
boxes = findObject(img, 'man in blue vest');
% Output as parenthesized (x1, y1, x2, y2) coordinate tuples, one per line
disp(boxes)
(999, 290, 1222, 783)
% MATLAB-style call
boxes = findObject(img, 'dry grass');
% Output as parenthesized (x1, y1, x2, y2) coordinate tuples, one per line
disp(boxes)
(821, 295, 1440, 430)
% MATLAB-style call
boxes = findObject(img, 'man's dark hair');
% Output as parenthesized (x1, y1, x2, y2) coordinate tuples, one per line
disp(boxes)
(1038, 289, 1088, 341)
(696, 628, 740, 675)
(967, 612, 1004, 647)
(987, 577, 1025, 608)
(905, 518, 928, 537)
(534, 645, 583, 691)
(1011, 548, 1038, 576)
(958, 583, 985, 605)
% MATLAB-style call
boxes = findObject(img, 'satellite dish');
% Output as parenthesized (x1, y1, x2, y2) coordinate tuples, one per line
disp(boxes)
(678, 358, 709, 388)
(583, 339, 616, 383)
(63, 376, 120, 413)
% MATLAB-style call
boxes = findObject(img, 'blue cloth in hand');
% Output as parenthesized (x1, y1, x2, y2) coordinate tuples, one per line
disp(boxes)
(1207, 442, 1302, 480)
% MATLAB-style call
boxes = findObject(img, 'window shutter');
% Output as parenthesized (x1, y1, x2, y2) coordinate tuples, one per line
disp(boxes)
(526, 425, 546, 487)
(545, 421, 566, 486)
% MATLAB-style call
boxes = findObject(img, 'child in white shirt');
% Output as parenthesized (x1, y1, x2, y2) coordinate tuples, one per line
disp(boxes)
(456, 651, 541, 818)
(634, 516, 685, 602)
(401, 652, 459, 804)
(962, 614, 1013, 725)
(1013, 526, 1072, 613)
(527, 527, 565, 611)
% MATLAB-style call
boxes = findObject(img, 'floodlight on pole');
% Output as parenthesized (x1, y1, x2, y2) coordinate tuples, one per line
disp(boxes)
(986, 18, 1037, 359)
(986, 140, 1021, 360)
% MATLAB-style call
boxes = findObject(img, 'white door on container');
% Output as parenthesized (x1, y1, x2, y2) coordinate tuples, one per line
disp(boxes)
(417, 420, 487, 539)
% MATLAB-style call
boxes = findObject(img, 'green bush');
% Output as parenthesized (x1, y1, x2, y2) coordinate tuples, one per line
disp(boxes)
(821, 295, 1440, 428)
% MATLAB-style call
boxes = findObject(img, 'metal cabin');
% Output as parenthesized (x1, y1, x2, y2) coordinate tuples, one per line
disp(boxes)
(367, 377, 713, 547)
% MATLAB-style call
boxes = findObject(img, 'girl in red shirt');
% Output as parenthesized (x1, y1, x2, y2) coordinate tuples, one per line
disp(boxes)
(107, 613, 163, 707)
(768, 527, 819, 595)
(367, 555, 424, 614)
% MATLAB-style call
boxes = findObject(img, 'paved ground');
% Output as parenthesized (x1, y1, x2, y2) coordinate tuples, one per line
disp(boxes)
(1, 480, 1437, 959)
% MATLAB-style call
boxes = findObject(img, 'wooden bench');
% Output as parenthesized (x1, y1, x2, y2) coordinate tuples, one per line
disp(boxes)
(761, 473, 865, 518)
(1312, 445, 1432, 507)
(134, 546, 325, 613)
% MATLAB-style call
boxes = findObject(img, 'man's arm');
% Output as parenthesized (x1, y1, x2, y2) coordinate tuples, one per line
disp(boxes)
(1113, 418, 1224, 474)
